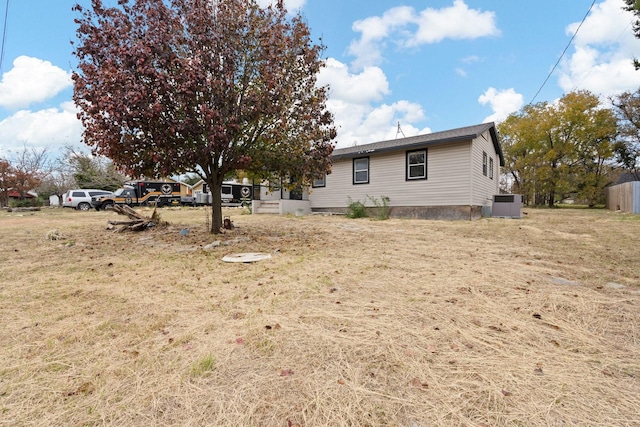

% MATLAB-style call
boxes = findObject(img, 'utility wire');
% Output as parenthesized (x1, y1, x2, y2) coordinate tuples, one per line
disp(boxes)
(0, 0, 8, 73)
(528, 0, 596, 106)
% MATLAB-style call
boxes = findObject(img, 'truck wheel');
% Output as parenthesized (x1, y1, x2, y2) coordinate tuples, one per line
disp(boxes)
(77, 202, 91, 211)
(102, 202, 114, 211)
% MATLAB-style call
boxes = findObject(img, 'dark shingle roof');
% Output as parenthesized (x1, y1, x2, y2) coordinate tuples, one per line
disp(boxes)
(332, 122, 504, 166)
(615, 172, 640, 184)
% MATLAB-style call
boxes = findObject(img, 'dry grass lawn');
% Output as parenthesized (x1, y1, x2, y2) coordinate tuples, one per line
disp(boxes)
(0, 206, 639, 426)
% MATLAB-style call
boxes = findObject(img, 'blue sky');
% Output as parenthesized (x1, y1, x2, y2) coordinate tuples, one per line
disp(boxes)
(1, 0, 640, 159)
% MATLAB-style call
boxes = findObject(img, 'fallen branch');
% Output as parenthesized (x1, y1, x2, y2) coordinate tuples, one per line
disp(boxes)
(107, 219, 145, 226)
(112, 205, 145, 220)
(108, 205, 159, 232)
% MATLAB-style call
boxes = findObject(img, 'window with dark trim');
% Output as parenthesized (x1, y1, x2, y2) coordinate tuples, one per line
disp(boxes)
(312, 175, 326, 188)
(406, 149, 427, 180)
(353, 157, 369, 184)
(489, 157, 494, 179)
(482, 151, 488, 176)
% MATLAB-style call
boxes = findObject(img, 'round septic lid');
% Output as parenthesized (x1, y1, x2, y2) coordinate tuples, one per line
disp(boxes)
(222, 252, 272, 263)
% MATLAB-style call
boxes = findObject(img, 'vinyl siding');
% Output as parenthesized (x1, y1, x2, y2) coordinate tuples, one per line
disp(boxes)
(310, 141, 472, 209)
(470, 130, 501, 206)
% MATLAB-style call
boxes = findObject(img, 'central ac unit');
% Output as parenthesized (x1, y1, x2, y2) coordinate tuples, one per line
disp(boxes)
(492, 194, 522, 218)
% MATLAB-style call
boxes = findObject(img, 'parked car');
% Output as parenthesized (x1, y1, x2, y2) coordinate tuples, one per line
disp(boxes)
(62, 189, 114, 211)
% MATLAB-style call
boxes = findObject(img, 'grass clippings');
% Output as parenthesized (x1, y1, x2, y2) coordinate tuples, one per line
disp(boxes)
(0, 207, 639, 426)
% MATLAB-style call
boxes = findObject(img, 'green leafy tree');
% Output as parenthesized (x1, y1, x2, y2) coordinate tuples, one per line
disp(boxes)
(497, 108, 536, 202)
(33, 148, 124, 206)
(180, 173, 202, 186)
(499, 91, 617, 207)
(66, 149, 127, 191)
(555, 91, 616, 206)
(73, 0, 336, 233)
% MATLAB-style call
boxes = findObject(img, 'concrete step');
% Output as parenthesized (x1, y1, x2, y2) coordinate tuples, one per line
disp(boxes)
(254, 201, 280, 214)
(256, 209, 279, 214)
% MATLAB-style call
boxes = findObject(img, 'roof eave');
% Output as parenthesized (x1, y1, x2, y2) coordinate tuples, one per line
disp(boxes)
(332, 135, 478, 161)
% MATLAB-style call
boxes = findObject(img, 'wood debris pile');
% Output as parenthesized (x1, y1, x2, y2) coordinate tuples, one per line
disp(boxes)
(107, 205, 160, 232)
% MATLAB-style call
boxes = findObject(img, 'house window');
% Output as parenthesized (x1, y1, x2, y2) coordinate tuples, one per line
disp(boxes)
(489, 157, 494, 179)
(353, 157, 369, 184)
(482, 152, 488, 176)
(312, 174, 326, 188)
(406, 149, 427, 180)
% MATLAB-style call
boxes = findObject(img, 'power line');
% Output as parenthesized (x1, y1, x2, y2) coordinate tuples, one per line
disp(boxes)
(528, 0, 596, 106)
(0, 0, 8, 73)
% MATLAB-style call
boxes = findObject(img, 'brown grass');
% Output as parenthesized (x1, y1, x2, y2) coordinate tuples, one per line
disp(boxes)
(1, 206, 639, 426)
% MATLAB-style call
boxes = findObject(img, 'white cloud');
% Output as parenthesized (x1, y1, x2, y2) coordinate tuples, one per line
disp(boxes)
(349, 6, 415, 69)
(461, 55, 482, 64)
(0, 56, 72, 110)
(318, 58, 390, 103)
(0, 102, 83, 156)
(478, 87, 524, 123)
(410, 0, 500, 46)
(327, 98, 431, 148)
(455, 55, 484, 79)
(348, 1, 499, 69)
(558, 0, 640, 97)
(318, 58, 429, 147)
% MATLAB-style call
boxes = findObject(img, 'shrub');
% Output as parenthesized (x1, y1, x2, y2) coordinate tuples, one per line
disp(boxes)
(367, 195, 391, 220)
(346, 197, 367, 218)
(10, 198, 41, 208)
(346, 195, 391, 219)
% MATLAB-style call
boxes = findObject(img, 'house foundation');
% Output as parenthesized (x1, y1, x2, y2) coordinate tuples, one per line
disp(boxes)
(312, 205, 485, 220)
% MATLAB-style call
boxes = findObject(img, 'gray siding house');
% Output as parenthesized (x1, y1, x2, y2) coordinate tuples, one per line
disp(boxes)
(309, 122, 505, 220)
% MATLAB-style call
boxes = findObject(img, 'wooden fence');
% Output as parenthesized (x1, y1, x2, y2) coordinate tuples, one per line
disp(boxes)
(605, 181, 640, 214)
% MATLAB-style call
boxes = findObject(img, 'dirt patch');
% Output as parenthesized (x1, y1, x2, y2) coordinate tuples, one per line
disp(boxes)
(0, 207, 638, 426)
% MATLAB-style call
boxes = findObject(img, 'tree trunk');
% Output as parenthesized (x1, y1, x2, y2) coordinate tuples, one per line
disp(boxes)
(208, 177, 224, 234)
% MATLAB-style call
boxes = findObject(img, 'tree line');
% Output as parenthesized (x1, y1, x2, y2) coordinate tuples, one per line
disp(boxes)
(0, 148, 125, 207)
(497, 89, 640, 207)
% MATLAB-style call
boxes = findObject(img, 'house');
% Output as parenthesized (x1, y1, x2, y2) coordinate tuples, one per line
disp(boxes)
(614, 171, 640, 185)
(6, 190, 36, 205)
(308, 122, 505, 220)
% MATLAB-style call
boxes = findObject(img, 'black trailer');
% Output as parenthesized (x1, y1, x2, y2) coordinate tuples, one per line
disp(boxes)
(199, 182, 254, 206)
(92, 181, 182, 210)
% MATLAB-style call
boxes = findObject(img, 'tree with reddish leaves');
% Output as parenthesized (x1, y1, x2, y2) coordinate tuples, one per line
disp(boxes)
(0, 148, 48, 207)
(73, 0, 336, 233)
